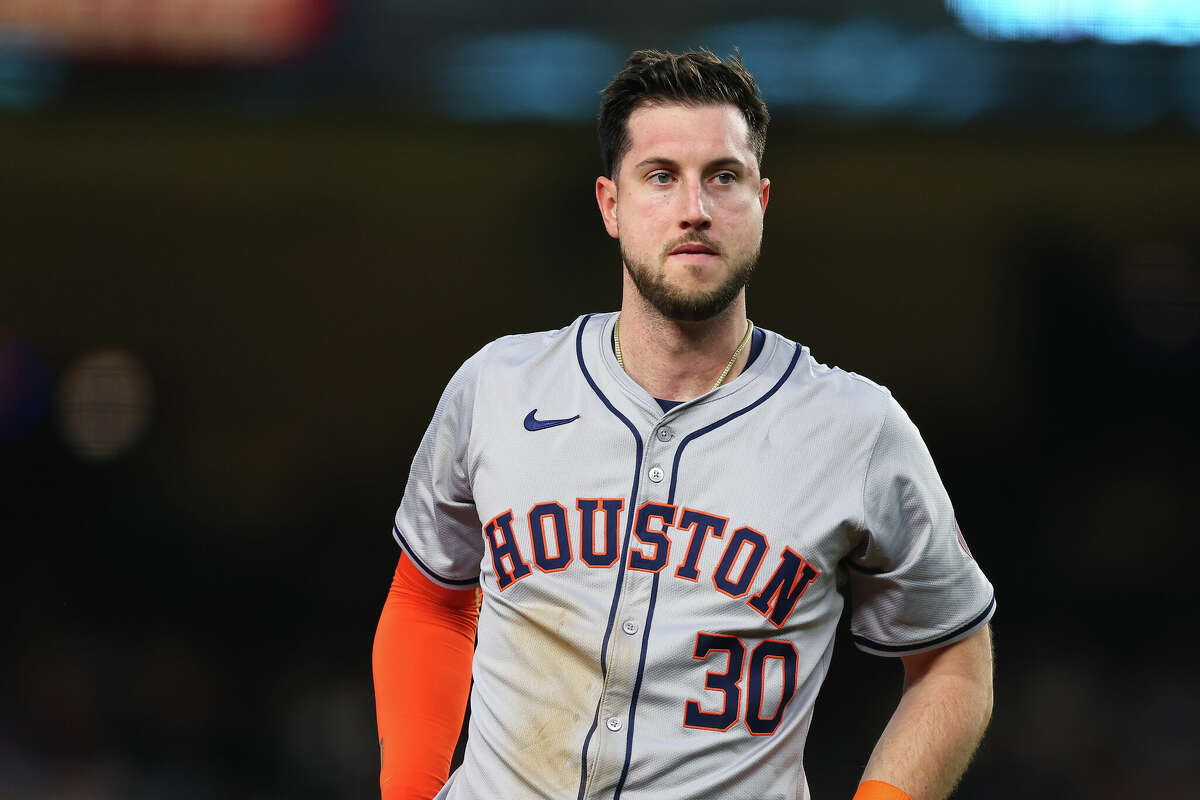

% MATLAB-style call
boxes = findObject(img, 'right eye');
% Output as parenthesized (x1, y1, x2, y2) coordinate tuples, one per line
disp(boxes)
(649, 172, 673, 185)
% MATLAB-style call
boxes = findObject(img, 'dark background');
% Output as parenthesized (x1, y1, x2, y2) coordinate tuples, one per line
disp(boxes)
(2, 2, 1199, 797)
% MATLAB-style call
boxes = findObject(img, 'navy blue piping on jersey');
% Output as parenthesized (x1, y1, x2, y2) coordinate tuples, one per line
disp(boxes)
(392, 524, 479, 587)
(667, 344, 803, 502)
(574, 314, 646, 800)
(624, 328, 767, 414)
(611, 343, 803, 799)
(612, 570, 661, 800)
(852, 594, 996, 654)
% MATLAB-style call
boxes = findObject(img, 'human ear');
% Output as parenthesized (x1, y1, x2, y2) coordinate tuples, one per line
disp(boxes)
(596, 176, 620, 239)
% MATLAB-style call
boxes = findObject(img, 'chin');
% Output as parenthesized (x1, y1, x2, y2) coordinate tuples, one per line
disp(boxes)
(624, 245, 755, 321)
(670, 277, 731, 301)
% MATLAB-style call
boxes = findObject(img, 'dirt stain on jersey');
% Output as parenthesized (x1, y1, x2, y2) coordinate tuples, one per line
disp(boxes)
(504, 600, 604, 795)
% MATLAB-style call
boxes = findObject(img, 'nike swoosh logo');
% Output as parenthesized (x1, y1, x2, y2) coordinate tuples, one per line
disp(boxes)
(524, 409, 581, 431)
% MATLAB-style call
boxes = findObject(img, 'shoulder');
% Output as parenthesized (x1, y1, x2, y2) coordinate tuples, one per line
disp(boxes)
(480, 315, 586, 364)
(448, 314, 595, 388)
(754, 331, 898, 469)
(774, 342, 938, 482)
(427, 316, 590, 425)
(468, 314, 591, 372)
(769, 331, 893, 420)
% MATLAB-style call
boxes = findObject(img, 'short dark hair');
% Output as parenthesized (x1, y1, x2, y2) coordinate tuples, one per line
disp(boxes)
(597, 48, 769, 179)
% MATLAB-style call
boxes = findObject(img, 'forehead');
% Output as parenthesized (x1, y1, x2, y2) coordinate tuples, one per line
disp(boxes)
(624, 103, 754, 168)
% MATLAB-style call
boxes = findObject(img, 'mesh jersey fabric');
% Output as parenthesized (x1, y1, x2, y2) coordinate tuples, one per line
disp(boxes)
(391, 312, 994, 799)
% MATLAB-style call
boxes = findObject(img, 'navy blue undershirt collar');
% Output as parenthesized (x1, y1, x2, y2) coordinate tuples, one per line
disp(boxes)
(609, 325, 767, 413)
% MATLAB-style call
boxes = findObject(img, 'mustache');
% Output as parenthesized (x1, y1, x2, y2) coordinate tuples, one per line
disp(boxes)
(664, 233, 721, 256)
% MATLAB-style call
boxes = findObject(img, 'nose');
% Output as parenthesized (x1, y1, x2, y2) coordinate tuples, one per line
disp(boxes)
(678, 178, 712, 231)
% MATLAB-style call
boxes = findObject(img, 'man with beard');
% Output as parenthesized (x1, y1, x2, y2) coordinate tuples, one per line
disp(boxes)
(373, 49, 995, 800)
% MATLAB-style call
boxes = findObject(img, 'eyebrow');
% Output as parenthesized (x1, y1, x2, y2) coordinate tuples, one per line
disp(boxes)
(633, 156, 747, 172)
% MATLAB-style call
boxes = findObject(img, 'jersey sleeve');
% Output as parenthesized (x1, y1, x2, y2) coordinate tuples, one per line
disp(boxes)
(391, 345, 490, 588)
(847, 393, 995, 656)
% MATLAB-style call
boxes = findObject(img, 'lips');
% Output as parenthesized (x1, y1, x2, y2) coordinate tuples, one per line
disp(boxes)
(670, 244, 717, 255)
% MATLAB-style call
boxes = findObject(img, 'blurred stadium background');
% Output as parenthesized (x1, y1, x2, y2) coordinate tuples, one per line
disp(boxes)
(2, 0, 1199, 797)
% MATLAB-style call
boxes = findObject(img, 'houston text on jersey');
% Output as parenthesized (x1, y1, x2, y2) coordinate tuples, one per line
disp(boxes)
(482, 497, 822, 628)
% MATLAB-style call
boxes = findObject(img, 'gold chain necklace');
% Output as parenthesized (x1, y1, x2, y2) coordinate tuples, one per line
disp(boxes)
(614, 314, 754, 393)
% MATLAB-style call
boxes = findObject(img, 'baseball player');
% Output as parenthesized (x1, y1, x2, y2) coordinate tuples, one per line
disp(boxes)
(373, 49, 995, 800)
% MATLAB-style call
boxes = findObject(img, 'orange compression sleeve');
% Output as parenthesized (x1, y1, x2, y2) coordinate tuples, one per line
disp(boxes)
(372, 553, 479, 800)
(853, 780, 914, 800)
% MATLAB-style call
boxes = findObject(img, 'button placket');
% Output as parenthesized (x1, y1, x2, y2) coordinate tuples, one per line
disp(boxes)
(586, 411, 680, 794)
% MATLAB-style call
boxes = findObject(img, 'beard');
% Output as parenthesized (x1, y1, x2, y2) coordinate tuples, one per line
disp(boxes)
(621, 238, 760, 322)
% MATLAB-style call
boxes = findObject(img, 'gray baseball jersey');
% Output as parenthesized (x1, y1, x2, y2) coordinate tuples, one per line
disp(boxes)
(393, 311, 994, 800)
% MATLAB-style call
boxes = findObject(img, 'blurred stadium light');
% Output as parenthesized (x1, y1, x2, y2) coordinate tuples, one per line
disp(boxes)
(0, 0, 335, 62)
(0, 2, 1198, 131)
(441, 21, 1001, 124)
(692, 19, 917, 110)
(691, 19, 996, 123)
(947, 0, 1200, 46)
(0, 30, 62, 108)
(57, 349, 153, 461)
(440, 31, 623, 121)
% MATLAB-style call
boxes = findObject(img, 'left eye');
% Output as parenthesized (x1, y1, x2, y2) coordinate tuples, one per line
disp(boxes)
(714, 173, 735, 184)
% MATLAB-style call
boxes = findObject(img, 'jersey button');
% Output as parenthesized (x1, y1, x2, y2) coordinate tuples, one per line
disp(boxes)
(606, 716, 622, 732)
(622, 620, 639, 635)
(656, 426, 674, 442)
(648, 465, 664, 483)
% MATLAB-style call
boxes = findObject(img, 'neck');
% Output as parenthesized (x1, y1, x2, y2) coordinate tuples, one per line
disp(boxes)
(617, 276, 751, 402)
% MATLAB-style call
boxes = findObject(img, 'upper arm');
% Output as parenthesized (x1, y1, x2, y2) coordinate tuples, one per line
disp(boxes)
(388, 553, 482, 611)
(901, 623, 994, 693)
(393, 346, 492, 588)
(849, 393, 995, 656)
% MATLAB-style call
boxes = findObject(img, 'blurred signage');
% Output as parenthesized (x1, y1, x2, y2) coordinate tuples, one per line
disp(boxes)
(0, 0, 333, 62)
